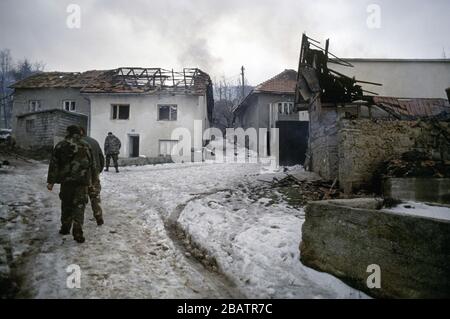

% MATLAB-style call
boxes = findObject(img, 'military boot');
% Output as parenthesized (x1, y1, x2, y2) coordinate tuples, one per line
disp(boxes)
(72, 223, 85, 243)
(59, 224, 71, 235)
(96, 217, 104, 226)
(115, 166, 119, 173)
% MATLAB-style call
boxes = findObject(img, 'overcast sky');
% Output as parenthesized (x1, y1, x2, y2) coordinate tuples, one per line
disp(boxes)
(1, 0, 449, 85)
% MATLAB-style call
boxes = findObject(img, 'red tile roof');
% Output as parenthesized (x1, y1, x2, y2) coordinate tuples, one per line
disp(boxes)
(233, 69, 297, 112)
(254, 69, 298, 94)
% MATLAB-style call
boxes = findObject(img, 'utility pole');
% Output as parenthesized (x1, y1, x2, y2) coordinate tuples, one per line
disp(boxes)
(241, 66, 245, 100)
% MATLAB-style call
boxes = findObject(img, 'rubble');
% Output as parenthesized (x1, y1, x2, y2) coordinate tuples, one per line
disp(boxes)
(378, 150, 450, 179)
(273, 175, 342, 207)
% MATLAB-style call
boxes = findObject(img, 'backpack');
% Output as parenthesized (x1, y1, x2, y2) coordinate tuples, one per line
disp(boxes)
(56, 137, 95, 185)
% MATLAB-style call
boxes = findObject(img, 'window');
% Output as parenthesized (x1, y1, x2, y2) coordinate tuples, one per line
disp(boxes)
(277, 102, 294, 115)
(159, 140, 178, 156)
(63, 100, 76, 112)
(29, 100, 41, 112)
(26, 119, 35, 132)
(158, 105, 177, 121)
(299, 111, 310, 121)
(111, 104, 130, 120)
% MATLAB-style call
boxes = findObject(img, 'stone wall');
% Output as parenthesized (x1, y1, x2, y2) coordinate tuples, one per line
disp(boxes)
(300, 199, 450, 298)
(337, 119, 450, 193)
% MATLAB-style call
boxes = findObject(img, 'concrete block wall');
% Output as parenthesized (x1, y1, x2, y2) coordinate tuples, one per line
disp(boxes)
(15, 110, 87, 149)
(301, 199, 450, 298)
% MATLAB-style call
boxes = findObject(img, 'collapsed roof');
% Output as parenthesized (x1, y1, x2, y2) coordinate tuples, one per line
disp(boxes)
(11, 67, 214, 121)
(11, 67, 212, 96)
(295, 34, 381, 105)
(370, 96, 450, 120)
(80, 68, 212, 95)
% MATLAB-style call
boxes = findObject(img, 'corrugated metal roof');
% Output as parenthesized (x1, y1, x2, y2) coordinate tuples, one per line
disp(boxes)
(373, 96, 450, 119)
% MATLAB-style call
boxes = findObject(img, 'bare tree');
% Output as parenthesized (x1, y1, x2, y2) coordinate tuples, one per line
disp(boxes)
(0, 50, 45, 128)
(212, 75, 253, 133)
(0, 49, 14, 128)
(12, 58, 45, 82)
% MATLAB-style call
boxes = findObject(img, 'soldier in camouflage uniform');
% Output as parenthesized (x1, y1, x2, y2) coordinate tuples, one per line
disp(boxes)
(47, 125, 98, 243)
(80, 127, 105, 226)
(104, 132, 121, 173)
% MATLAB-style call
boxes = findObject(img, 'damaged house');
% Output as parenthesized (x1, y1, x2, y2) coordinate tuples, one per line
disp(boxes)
(10, 71, 102, 150)
(10, 68, 214, 161)
(233, 69, 309, 166)
(80, 68, 213, 161)
(295, 34, 450, 194)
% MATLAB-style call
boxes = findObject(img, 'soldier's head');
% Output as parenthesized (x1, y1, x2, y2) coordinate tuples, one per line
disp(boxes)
(66, 125, 82, 137)
(108, 132, 113, 136)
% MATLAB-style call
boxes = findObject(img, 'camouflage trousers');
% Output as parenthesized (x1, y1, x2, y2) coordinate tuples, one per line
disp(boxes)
(88, 177, 103, 220)
(59, 183, 88, 237)
(106, 153, 119, 169)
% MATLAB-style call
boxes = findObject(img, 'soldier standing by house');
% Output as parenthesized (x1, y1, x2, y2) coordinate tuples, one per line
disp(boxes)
(104, 132, 121, 173)
(80, 127, 105, 226)
(47, 125, 98, 243)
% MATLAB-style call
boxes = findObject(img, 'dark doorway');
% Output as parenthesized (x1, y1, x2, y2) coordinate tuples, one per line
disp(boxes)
(276, 121, 309, 166)
(129, 135, 140, 158)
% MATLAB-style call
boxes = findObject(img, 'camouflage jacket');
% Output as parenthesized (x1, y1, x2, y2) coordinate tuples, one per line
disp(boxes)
(82, 136, 105, 174)
(47, 134, 98, 186)
(104, 135, 121, 155)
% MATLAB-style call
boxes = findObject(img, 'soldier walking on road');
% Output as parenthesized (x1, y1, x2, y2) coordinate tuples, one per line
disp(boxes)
(47, 125, 98, 243)
(80, 127, 105, 226)
(104, 132, 121, 173)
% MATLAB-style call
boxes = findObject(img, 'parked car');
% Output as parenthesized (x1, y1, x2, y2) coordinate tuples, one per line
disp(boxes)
(0, 129, 12, 143)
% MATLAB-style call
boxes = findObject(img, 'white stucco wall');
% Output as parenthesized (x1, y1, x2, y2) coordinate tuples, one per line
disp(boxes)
(331, 59, 450, 99)
(87, 93, 209, 158)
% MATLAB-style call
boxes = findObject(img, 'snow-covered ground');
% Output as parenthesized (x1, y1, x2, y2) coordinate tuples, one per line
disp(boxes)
(385, 201, 450, 221)
(0, 158, 368, 298)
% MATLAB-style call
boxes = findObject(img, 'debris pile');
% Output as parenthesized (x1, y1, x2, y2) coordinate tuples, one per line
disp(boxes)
(380, 150, 450, 178)
(273, 175, 342, 207)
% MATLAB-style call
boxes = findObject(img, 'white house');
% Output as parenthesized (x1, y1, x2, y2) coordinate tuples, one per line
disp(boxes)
(330, 59, 450, 99)
(81, 68, 213, 161)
